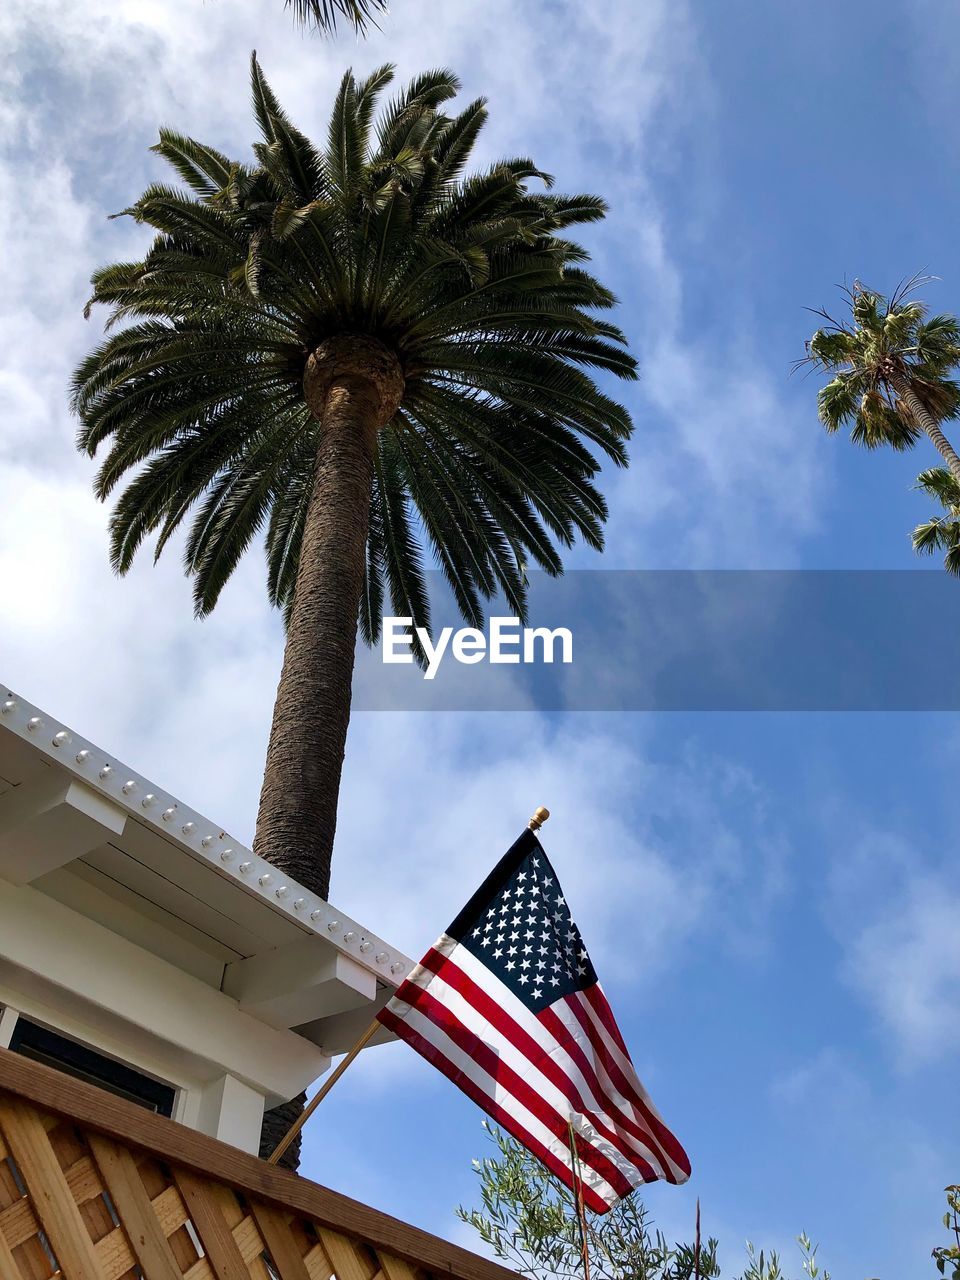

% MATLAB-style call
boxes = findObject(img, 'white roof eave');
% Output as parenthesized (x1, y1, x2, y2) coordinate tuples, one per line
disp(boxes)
(0, 686, 413, 990)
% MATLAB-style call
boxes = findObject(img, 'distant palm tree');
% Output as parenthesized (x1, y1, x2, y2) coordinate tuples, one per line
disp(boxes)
(804, 278, 960, 486)
(912, 468, 960, 575)
(285, 0, 387, 33)
(73, 57, 636, 903)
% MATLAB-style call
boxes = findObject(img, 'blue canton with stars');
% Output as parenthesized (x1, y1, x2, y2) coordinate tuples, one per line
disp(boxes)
(448, 830, 598, 1013)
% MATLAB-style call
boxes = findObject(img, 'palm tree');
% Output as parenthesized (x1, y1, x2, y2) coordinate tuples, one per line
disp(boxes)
(804, 278, 960, 486)
(285, 0, 387, 33)
(72, 57, 636, 904)
(912, 468, 960, 575)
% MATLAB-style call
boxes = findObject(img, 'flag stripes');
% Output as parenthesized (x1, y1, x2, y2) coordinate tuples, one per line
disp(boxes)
(451, 944, 674, 1179)
(395, 943, 645, 1191)
(379, 979, 627, 1210)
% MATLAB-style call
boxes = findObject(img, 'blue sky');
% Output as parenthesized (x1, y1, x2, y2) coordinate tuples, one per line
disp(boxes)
(1, 1, 959, 1275)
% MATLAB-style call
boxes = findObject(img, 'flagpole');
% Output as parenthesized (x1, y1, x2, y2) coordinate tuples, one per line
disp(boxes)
(269, 805, 552, 1166)
(267, 1017, 380, 1165)
(567, 1119, 591, 1280)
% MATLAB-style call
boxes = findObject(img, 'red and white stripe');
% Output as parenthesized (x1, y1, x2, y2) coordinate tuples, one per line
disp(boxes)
(378, 934, 690, 1213)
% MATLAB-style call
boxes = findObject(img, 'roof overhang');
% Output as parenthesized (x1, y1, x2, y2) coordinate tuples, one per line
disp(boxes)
(0, 685, 412, 1057)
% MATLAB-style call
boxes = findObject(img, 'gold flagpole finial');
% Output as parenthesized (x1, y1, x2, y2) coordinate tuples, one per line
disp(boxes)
(528, 806, 550, 831)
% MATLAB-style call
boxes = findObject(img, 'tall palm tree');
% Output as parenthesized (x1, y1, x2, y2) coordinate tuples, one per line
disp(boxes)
(912, 468, 960, 575)
(285, 0, 387, 33)
(72, 57, 636, 904)
(804, 278, 960, 486)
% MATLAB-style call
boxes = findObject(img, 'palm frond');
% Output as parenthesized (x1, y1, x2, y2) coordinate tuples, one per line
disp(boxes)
(284, 0, 387, 34)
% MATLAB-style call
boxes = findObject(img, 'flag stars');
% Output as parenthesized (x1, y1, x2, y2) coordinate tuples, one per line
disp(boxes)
(461, 849, 598, 1009)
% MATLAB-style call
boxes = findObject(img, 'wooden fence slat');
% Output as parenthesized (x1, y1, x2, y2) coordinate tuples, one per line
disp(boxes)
(206, 1185, 270, 1280)
(317, 1230, 376, 1280)
(250, 1202, 311, 1280)
(379, 1256, 421, 1280)
(0, 1149, 110, 1254)
(173, 1170, 250, 1280)
(0, 1098, 103, 1280)
(87, 1134, 183, 1280)
(92, 1223, 137, 1280)
(303, 1241, 334, 1280)
(0, 1195, 39, 1252)
(64, 1157, 106, 1209)
(183, 1257, 216, 1280)
(232, 1213, 271, 1278)
(151, 1184, 190, 1238)
(0, 1216, 22, 1280)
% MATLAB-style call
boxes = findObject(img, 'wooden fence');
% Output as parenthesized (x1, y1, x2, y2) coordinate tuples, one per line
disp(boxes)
(0, 1048, 516, 1280)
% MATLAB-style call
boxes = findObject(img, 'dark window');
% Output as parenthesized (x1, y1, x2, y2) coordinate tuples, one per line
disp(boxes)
(9, 1018, 176, 1116)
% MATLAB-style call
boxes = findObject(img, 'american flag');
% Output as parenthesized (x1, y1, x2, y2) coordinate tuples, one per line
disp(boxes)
(377, 829, 691, 1213)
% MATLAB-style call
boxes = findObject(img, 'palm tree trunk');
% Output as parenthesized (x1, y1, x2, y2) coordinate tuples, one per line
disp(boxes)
(255, 377, 376, 1171)
(253, 337, 402, 1171)
(893, 376, 960, 486)
(253, 336, 402, 898)
(253, 376, 377, 896)
(258, 1091, 307, 1170)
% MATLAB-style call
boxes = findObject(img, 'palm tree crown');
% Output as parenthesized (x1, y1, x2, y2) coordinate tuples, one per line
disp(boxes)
(74, 56, 634, 640)
(912, 467, 960, 576)
(804, 279, 960, 484)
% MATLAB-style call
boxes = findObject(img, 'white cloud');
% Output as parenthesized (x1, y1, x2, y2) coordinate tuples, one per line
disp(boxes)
(825, 830, 960, 1064)
(769, 1046, 868, 1111)
(331, 714, 788, 983)
(845, 874, 960, 1063)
